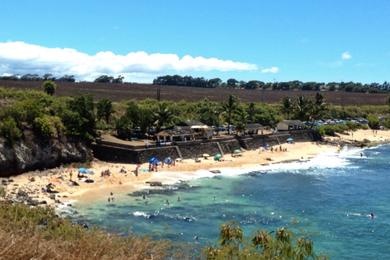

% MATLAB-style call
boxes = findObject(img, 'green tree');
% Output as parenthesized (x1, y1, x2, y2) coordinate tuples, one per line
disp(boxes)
(293, 96, 313, 121)
(125, 101, 141, 126)
(0, 117, 22, 145)
(367, 114, 380, 129)
(227, 78, 238, 88)
(115, 116, 132, 139)
(33, 115, 64, 138)
(246, 102, 256, 123)
(234, 107, 248, 134)
(281, 97, 293, 119)
(223, 95, 239, 134)
(310, 93, 327, 128)
(198, 99, 221, 127)
(96, 99, 113, 123)
(62, 95, 96, 141)
(138, 106, 155, 136)
(204, 222, 320, 259)
(153, 103, 175, 132)
(42, 80, 57, 96)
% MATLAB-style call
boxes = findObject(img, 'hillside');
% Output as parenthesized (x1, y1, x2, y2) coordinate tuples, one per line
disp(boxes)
(0, 80, 388, 105)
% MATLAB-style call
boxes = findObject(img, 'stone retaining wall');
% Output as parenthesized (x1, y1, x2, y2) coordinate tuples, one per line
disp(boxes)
(92, 130, 316, 164)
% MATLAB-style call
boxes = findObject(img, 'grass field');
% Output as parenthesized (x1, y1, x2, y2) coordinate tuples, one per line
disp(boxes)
(0, 80, 388, 105)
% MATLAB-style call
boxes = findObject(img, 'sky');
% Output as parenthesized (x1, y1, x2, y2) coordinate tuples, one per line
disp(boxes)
(0, 0, 389, 83)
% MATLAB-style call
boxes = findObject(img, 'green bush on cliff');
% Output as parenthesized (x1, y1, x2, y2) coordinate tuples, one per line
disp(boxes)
(33, 115, 64, 138)
(0, 117, 22, 144)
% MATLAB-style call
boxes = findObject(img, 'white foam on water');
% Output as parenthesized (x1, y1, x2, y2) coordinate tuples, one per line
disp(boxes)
(132, 211, 150, 218)
(215, 151, 351, 178)
(141, 144, 384, 192)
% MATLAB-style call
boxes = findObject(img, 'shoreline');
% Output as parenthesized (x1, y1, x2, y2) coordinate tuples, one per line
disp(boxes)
(1, 129, 390, 211)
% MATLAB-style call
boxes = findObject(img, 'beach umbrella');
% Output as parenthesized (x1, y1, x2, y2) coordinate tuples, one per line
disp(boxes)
(233, 149, 242, 154)
(148, 157, 157, 164)
(214, 153, 222, 161)
(202, 153, 210, 158)
(287, 137, 294, 143)
(78, 167, 88, 174)
(164, 157, 173, 165)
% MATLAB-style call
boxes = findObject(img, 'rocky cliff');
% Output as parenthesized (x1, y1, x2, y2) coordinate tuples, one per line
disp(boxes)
(0, 130, 91, 177)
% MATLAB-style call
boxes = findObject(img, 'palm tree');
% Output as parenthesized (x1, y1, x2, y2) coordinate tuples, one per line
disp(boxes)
(294, 96, 313, 121)
(153, 103, 174, 132)
(223, 95, 239, 134)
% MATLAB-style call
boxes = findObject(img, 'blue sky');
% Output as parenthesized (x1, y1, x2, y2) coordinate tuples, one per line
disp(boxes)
(0, 0, 389, 83)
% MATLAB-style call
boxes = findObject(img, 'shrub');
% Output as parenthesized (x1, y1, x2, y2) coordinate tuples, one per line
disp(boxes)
(367, 114, 380, 129)
(382, 117, 390, 129)
(42, 80, 57, 96)
(33, 115, 64, 138)
(0, 117, 22, 144)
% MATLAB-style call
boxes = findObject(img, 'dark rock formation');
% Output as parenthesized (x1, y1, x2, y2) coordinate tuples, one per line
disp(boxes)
(0, 131, 92, 177)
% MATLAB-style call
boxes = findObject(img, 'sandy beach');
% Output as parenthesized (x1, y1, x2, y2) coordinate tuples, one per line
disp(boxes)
(2, 129, 390, 208)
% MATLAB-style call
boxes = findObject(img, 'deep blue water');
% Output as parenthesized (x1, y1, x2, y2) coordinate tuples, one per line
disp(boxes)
(74, 145, 390, 259)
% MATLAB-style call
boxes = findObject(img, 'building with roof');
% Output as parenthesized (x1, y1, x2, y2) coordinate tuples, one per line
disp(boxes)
(277, 120, 305, 131)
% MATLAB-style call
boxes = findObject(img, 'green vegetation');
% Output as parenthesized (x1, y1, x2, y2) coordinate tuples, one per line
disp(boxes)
(0, 202, 183, 259)
(318, 122, 368, 136)
(0, 87, 388, 144)
(0, 88, 96, 144)
(96, 98, 113, 124)
(42, 80, 57, 96)
(204, 222, 325, 259)
(0, 117, 22, 145)
(367, 115, 380, 129)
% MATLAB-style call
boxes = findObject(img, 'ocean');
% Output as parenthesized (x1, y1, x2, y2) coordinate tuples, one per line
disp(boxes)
(72, 144, 390, 259)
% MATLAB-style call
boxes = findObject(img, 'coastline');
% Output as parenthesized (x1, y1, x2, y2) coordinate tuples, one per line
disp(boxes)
(2, 129, 390, 210)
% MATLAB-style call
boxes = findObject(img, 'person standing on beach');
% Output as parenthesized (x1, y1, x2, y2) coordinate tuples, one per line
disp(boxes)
(135, 164, 140, 177)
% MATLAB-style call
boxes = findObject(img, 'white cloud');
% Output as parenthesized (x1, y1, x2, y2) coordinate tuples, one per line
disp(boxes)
(0, 41, 258, 82)
(341, 51, 352, 60)
(261, 66, 279, 74)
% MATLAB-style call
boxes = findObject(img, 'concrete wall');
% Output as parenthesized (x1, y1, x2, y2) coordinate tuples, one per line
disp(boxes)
(92, 130, 317, 164)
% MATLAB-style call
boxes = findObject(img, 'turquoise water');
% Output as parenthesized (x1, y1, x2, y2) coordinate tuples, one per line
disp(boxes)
(73, 145, 390, 259)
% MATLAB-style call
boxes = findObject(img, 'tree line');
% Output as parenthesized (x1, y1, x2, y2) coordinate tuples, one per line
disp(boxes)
(1, 73, 389, 93)
(154, 75, 390, 93)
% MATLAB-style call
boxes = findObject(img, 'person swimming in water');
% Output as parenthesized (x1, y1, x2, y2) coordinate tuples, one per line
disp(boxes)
(370, 212, 375, 219)
(165, 199, 170, 206)
(177, 196, 181, 202)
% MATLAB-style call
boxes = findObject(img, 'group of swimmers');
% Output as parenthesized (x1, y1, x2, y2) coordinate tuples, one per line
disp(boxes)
(107, 192, 115, 203)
